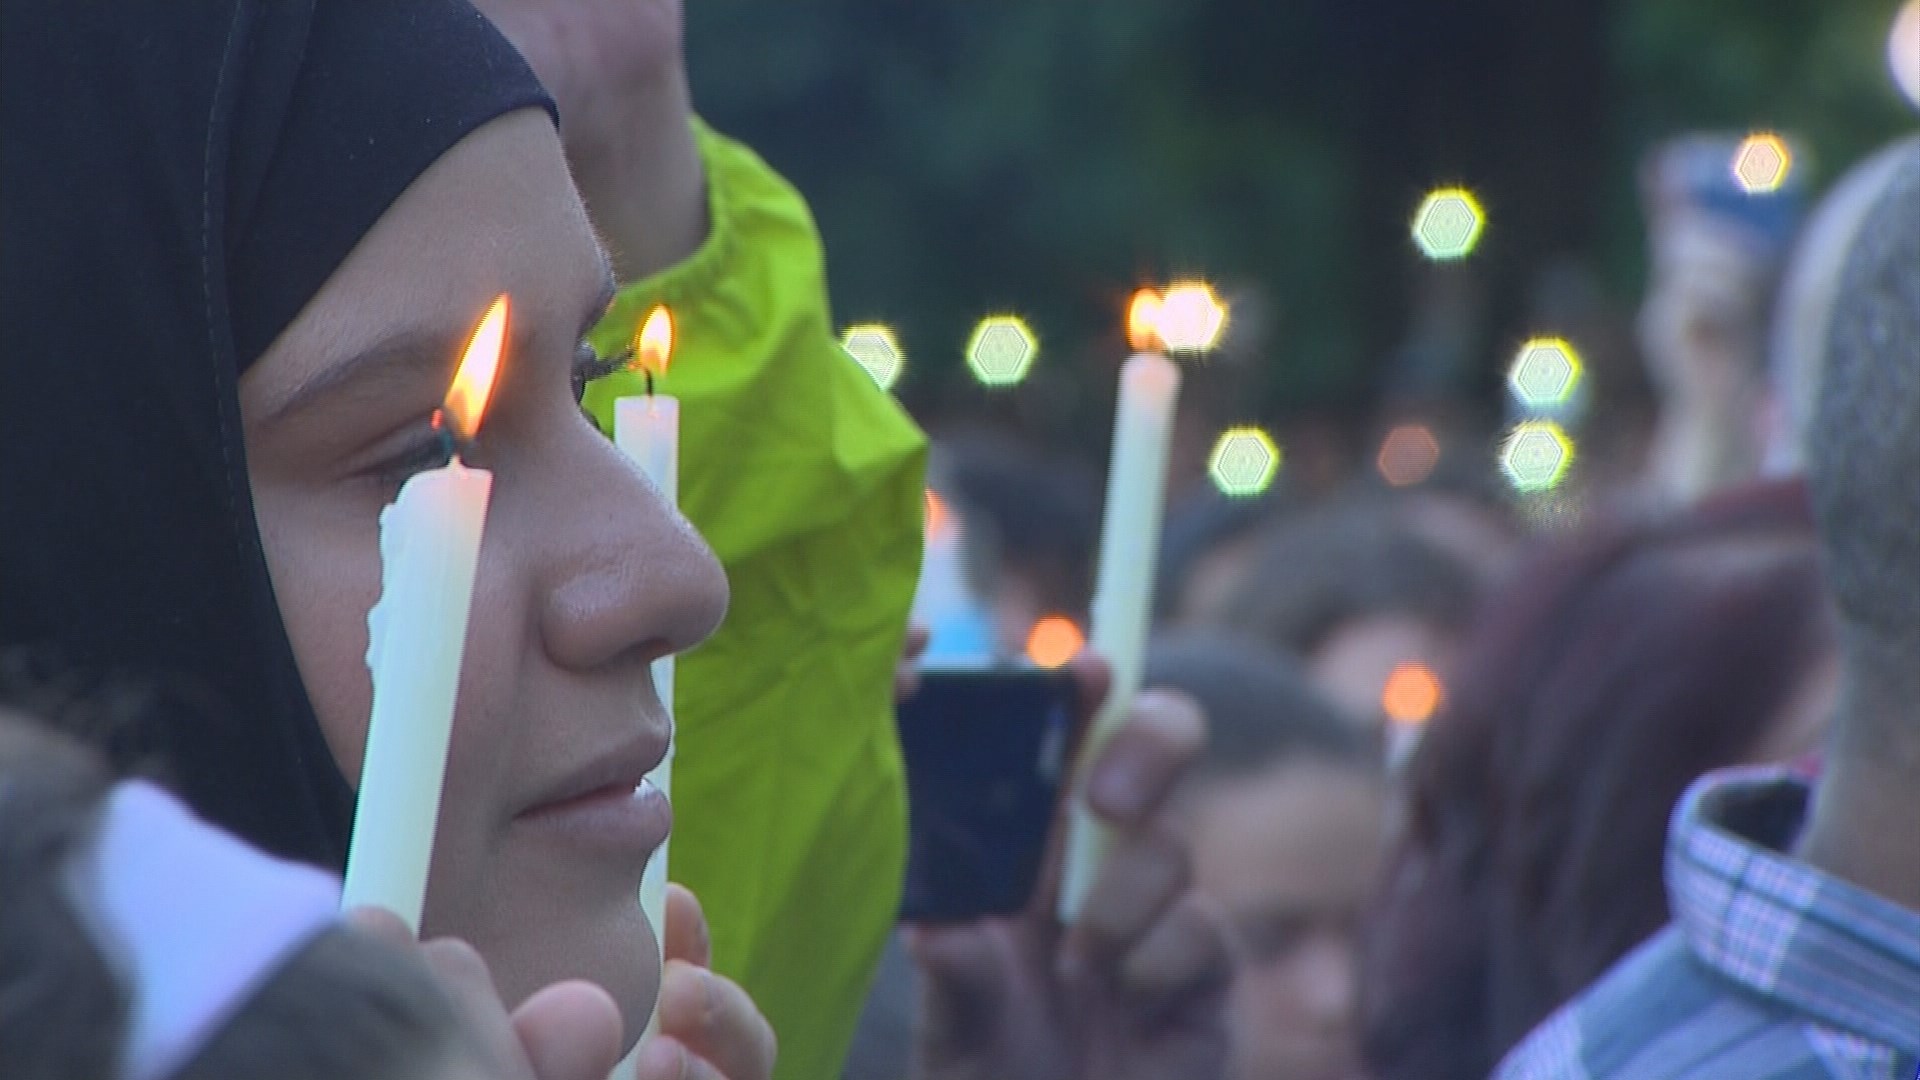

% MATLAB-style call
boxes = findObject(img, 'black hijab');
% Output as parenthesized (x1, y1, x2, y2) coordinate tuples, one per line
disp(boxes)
(0, 0, 554, 867)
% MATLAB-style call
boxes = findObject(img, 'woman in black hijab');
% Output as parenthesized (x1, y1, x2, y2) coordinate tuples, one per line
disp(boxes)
(0, 2, 768, 1073)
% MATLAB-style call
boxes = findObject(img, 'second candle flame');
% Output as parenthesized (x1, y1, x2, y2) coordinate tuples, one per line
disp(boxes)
(634, 305, 675, 379)
(1127, 289, 1163, 352)
(445, 295, 509, 443)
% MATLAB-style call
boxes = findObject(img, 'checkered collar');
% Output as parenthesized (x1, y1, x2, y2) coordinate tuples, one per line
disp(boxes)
(1665, 767, 1920, 1054)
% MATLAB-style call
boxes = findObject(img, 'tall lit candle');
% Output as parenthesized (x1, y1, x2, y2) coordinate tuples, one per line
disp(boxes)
(1059, 284, 1225, 922)
(341, 295, 507, 930)
(612, 304, 678, 1048)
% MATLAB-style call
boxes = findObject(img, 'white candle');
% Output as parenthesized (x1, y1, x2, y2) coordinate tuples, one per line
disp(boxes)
(1058, 291, 1184, 922)
(611, 306, 679, 1054)
(341, 296, 507, 931)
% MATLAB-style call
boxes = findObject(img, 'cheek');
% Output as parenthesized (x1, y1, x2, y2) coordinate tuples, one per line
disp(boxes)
(252, 484, 383, 778)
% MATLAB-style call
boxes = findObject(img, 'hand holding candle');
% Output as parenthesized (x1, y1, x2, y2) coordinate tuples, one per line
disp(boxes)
(1058, 284, 1224, 923)
(341, 296, 507, 930)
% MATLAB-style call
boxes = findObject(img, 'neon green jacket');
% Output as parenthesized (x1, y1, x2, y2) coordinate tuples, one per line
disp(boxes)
(583, 122, 925, 1080)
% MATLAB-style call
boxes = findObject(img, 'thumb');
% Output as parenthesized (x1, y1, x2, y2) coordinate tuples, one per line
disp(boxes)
(663, 883, 712, 968)
(511, 980, 624, 1080)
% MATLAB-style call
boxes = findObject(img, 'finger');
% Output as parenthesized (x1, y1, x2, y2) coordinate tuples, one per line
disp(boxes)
(662, 883, 711, 968)
(899, 923, 1013, 1065)
(1067, 650, 1113, 724)
(631, 1037, 728, 1080)
(1116, 892, 1234, 1015)
(343, 906, 416, 948)
(896, 623, 931, 703)
(513, 980, 625, 1080)
(655, 961, 777, 1080)
(1062, 825, 1188, 973)
(419, 938, 526, 1070)
(1085, 689, 1205, 829)
(899, 923, 1008, 1012)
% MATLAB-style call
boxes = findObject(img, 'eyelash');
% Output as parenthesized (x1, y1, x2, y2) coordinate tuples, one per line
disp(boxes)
(571, 340, 629, 405)
(373, 338, 623, 489)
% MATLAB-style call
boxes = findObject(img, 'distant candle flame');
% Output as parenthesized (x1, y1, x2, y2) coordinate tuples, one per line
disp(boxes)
(1026, 616, 1085, 670)
(634, 304, 674, 378)
(1127, 289, 1163, 352)
(444, 295, 508, 442)
(1382, 661, 1444, 725)
(1157, 283, 1227, 351)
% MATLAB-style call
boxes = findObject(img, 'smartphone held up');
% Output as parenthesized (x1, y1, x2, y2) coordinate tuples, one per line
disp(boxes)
(899, 484, 1083, 921)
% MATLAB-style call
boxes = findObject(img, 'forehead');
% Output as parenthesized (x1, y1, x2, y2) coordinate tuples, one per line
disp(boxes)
(1189, 763, 1385, 910)
(241, 109, 605, 407)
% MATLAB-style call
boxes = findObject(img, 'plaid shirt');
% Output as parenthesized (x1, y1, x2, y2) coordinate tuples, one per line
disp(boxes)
(1496, 767, 1920, 1080)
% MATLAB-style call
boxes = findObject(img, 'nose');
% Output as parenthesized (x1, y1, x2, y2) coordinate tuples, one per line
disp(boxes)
(529, 424, 728, 673)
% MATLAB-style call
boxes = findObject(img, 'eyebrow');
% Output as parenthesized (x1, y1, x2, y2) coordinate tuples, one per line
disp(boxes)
(265, 260, 618, 425)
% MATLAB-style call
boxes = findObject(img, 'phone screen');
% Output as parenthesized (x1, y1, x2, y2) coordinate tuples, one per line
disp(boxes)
(896, 670, 1077, 922)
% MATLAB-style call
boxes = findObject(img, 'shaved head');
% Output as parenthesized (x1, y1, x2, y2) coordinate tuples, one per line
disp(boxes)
(1766, 136, 1920, 472)
(1803, 141, 1920, 693)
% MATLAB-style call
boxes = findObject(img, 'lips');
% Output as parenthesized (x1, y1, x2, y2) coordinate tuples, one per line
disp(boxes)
(514, 734, 671, 854)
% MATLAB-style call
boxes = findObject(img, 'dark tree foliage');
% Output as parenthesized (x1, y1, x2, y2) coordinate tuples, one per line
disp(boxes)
(686, 0, 1912, 447)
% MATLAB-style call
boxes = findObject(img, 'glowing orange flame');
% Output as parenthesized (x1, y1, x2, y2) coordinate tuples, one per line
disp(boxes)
(1026, 616, 1085, 670)
(634, 304, 674, 378)
(445, 294, 508, 442)
(1382, 661, 1444, 726)
(1127, 289, 1163, 352)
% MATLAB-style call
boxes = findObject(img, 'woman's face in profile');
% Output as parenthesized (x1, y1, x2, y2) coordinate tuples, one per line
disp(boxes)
(237, 109, 728, 1033)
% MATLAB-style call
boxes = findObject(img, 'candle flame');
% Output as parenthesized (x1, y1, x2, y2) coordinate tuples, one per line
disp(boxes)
(1382, 661, 1444, 726)
(1127, 289, 1163, 351)
(634, 305, 674, 378)
(445, 294, 508, 442)
(1026, 616, 1085, 670)
(1157, 283, 1227, 351)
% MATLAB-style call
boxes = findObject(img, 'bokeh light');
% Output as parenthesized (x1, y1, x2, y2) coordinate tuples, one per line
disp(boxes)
(841, 324, 905, 390)
(1026, 616, 1085, 669)
(1731, 133, 1793, 195)
(1507, 337, 1584, 411)
(1156, 283, 1229, 352)
(1894, 0, 1920, 111)
(1411, 187, 1486, 261)
(1381, 661, 1444, 725)
(964, 316, 1039, 386)
(1377, 423, 1441, 488)
(1208, 426, 1281, 497)
(1500, 420, 1576, 493)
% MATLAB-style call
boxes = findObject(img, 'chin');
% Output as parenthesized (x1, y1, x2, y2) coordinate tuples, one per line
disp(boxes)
(438, 876, 661, 1044)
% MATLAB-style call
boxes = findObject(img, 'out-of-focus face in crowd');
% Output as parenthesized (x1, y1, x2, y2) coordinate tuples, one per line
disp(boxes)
(1150, 637, 1387, 1080)
(1185, 759, 1385, 1080)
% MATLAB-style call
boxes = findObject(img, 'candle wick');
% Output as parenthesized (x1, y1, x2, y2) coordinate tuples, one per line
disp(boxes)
(644, 370, 655, 397)
(430, 408, 462, 468)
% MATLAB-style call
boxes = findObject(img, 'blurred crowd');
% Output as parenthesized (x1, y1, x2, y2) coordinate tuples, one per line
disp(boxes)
(885, 126, 1913, 1080)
